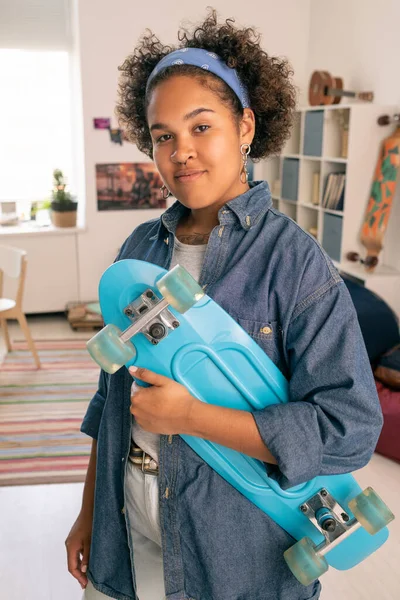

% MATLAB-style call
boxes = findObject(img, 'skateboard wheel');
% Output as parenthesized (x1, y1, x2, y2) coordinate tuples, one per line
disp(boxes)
(346, 252, 360, 262)
(86, 324, 136, 374)
(364, 255, 379, 268)
(284, 537, 328, 586)
(348, 487, 394, 535)
(156, 265, 205, 313)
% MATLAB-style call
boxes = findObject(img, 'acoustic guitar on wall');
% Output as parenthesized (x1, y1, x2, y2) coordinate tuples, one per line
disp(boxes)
(309, 70, 374, 106)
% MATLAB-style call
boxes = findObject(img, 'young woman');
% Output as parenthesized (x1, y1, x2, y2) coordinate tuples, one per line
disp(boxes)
(65, 10, 383, 600)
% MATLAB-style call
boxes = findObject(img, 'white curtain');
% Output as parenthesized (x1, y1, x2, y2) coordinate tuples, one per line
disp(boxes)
(0, 0, 71, 51)
(0, 1, 74, 206)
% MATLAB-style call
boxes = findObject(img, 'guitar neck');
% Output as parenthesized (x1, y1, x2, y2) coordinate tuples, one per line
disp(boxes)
(326, 87, 357, 98)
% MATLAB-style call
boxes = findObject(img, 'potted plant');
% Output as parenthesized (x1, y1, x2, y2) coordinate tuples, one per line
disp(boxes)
(50, 169, 78, 227)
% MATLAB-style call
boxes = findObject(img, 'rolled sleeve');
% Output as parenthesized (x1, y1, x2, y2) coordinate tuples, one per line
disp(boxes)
(252, 280, 383, 489)
(80, 369, 109, 440)
(80, 243, 128, 440)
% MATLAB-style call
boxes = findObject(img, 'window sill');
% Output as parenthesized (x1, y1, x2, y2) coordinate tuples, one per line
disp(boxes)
(0, 221, 87, 237)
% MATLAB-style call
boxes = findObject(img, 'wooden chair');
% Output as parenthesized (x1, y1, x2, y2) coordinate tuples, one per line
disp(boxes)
(0, 244, 41, 368)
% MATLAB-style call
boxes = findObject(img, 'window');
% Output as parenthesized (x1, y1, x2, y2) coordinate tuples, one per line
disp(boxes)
(0, 49, 73, 212)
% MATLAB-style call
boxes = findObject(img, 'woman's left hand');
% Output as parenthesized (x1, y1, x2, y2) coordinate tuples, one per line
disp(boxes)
(129, 366, 198, 435)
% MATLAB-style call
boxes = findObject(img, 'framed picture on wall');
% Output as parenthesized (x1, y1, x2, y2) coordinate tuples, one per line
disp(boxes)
(96, 163, 166, 211)
(93, 118, 111, 129)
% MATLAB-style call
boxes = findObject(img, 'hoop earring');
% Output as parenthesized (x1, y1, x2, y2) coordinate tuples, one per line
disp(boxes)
(160, 184, 172, 200)
(240, 143, 251, 184)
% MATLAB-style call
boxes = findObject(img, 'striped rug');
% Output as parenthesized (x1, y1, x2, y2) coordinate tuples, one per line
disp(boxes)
(0, 339, 99, 486)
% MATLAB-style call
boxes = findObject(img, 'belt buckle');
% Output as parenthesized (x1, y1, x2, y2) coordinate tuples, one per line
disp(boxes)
(141, 451, 159, 476)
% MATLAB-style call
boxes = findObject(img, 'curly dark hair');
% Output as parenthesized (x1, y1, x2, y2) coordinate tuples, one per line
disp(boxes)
(115, 8, 297, 161)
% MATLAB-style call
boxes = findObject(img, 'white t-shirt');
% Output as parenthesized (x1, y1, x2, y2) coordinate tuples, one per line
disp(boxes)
(130, 236, 208, 461)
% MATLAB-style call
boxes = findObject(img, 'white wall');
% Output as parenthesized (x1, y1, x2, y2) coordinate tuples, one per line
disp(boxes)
(306, 0, 400, 273)
(306, 0, 400, 105)
(72, 0, 311, 300)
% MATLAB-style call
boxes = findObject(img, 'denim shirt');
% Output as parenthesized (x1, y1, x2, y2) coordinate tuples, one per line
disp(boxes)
(81, 180, 383, 600)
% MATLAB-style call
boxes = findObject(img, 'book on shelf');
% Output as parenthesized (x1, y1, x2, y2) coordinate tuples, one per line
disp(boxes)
(327, 176, 340, 209)
(311, 172, 320, 205)
(333, 175, 345, 211)
(322, 173, 346, 211)
(322, 174, 333, 207)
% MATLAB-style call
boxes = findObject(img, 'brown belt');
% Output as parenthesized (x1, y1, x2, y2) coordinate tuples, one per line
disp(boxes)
(129, 443, 159, 476)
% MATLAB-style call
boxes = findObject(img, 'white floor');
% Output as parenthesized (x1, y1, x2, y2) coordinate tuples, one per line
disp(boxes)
(0, 315, 399, 600)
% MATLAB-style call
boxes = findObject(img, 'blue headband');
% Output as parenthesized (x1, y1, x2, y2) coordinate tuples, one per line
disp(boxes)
(146, 48, 250, 108)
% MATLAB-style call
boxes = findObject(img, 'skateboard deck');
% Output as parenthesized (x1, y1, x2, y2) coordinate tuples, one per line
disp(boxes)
(88, 258, 392, 583)
(348, 120, 400, 272)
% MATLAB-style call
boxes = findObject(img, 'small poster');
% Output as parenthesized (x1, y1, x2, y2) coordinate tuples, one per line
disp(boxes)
(96, 163, 166, 211)
(109, 128, 123, 145)
(93, 118, 111, 129)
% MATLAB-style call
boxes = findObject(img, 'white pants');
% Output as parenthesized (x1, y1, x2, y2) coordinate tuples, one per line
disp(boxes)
(83, 459, 165, 599)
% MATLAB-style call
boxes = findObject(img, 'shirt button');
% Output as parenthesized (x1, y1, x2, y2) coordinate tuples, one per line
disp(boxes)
(121, 507, 126, 514)
(261, 326, 272, 335)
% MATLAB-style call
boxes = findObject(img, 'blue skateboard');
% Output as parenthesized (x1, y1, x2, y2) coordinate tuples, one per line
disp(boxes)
(87, 259, 394, 586)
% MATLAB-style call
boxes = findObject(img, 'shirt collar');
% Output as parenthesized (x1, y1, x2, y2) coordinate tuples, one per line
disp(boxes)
(160, 180, 272, 235)
(223, 180, 272, 230)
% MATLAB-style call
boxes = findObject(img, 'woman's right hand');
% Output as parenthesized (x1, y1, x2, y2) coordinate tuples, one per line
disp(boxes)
(65, 511, 93, 590)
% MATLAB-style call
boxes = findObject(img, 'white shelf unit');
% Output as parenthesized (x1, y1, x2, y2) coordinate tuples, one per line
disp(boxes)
(253, 104, 400, 316)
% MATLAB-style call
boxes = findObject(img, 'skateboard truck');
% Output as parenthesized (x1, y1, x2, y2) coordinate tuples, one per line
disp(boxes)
(121, 288, 180, 346)
(346, 252, 378, 270)
(86, 265, 205, 374)
(300, 488, 361, 556)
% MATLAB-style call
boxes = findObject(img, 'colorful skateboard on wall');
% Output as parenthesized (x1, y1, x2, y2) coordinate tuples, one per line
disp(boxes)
(86, 259, 394, 586)
(347, 113, 400, 272)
